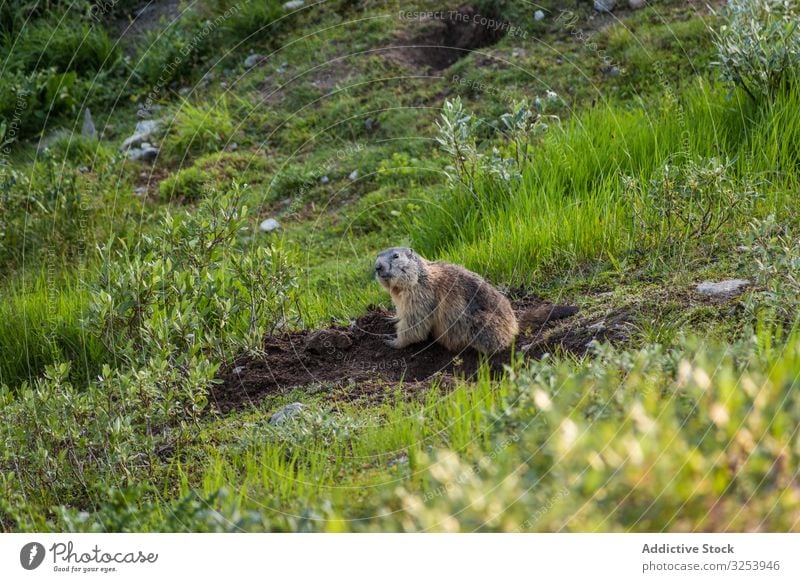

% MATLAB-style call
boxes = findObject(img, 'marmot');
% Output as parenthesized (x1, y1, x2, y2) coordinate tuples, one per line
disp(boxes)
(374, 247, 519, 354)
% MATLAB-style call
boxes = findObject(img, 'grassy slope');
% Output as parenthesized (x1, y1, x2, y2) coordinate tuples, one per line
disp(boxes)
(2, 0, 799, 531)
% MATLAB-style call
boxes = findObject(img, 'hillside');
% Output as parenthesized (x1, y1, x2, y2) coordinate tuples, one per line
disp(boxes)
(1, 0, 799, 532)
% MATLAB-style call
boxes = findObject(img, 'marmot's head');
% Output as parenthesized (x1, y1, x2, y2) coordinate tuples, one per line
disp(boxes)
(375, 247, 423, 291)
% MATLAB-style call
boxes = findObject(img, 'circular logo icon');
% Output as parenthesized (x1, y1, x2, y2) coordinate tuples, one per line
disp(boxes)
(20, 542, 46, 570)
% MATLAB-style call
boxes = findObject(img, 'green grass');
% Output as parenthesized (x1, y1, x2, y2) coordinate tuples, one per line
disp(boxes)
(2, 0, 800, 534)
(164, 99, 237, 161)
(414, 81, 800, 284)
(0, 270, 104, 388)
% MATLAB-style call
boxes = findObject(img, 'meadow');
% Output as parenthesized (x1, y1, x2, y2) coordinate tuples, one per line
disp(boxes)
(1, 0, 799, 532)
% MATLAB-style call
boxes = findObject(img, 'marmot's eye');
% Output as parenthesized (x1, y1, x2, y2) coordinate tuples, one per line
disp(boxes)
(392, 253, 399, 259)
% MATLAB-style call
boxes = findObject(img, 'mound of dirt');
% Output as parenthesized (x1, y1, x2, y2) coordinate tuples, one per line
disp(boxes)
(391, 4, 509, 71)
(210, 297, 629, 413)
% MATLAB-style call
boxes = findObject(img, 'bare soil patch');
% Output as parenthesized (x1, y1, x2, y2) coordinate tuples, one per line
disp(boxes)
(210, 297, 631, 413)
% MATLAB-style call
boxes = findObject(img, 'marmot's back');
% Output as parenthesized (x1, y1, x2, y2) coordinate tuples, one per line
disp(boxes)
(426, 261, 519, 353)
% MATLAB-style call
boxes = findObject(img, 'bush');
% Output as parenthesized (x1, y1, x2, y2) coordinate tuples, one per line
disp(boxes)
(90, 181, 299, 367)
(712, 0, 800, 100)
(623, 156, 760, 248)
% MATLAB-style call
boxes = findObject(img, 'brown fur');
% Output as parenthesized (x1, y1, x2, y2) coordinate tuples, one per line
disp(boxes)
(374, 247, 519, 354)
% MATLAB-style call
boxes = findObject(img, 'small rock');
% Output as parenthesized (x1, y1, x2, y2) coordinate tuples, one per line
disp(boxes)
(220, 81, 229, 89)
(133, 186, 147, 195)
(388, 454, 409, 468)
(137, 104, 161, 119)
(178, 87, 191, 96)
(270, 402, 304, 425)
(140, 142, 151, 149)
(696, 279, 751, 298)
(364, 118, 375, 131)
(120, 119, 161, 151)
(306, 329, 353, 355)
(594, 0, 616, 12)
(628, 0, 646, 8)
(259, 218, 280, 232)
(244, 53, 265, 68)
(320, 175, 330, 184)
(348, 170, 359, 181)
(127, 145, 159, 162)
(534, 10, 545, 21)
(225, 142, 238, 152)
(283, 0, 304, 9)
(233, 366, 245, 375)
(276, 62, 288, 74)
(82, 108, 97, 139)
(588, 320, 606, 331)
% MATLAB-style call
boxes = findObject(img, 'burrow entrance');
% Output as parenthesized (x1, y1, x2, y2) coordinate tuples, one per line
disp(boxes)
(393, 4, 509, 71)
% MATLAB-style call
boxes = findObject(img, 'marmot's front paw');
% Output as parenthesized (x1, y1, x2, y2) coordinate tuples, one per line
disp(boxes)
(385, 336, 403, 349)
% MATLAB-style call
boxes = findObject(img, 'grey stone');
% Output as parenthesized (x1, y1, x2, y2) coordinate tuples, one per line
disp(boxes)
(133, 186, 147, 195)
(348, 169, 359, 181)
(269, 402, 304, 425)
(628, 0, 646, 8)
(594, 0, 616, 12)
(534, 10, 545, 21)
(606, 66, 621, 77)
(365, 117, 375, 130)
(120, 119, 161, 151)
(244, 53, 265, 68)
(82, 108, 97, 139)
(259, 218, 281, 232)
(233, 366, 245, 375)
(320, 175, 330, 184)
(696, 279, 751, 297)
(283, 0, 305, 10)
(127, 146, 159, 162)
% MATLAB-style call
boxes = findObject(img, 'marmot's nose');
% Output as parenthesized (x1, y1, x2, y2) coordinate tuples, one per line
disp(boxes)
(375, 263, 384, 272)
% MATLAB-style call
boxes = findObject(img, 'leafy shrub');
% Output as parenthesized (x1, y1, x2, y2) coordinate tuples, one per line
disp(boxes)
(90, 181, 299, 368)
(742, 216, 800, 325)
(164, 99, 236, 160)
(364, 335, 800, 531)
(712, 0, 800, 100)
(623, 156, 760, 248)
